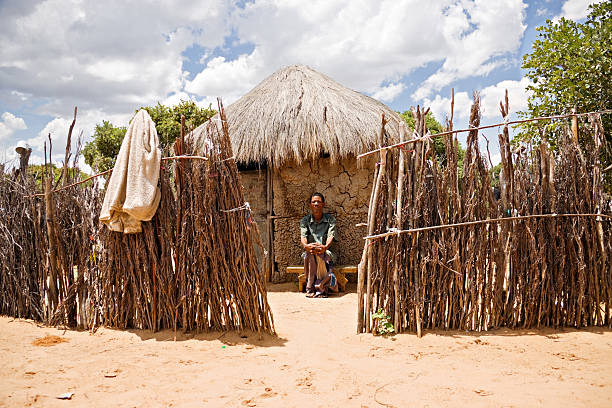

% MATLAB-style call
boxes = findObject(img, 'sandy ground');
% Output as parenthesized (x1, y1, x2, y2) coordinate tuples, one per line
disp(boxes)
(1, 283, 611, 408)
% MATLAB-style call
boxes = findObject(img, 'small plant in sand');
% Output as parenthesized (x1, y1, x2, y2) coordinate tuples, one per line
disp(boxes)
(372, 309, 395, 336)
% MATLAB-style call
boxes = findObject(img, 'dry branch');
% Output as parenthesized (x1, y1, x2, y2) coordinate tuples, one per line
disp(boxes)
(365, 213, 612, 240)
(2, 103, 274, 335)
(358, 97, 612, 334)
(358, 108, 612, 159)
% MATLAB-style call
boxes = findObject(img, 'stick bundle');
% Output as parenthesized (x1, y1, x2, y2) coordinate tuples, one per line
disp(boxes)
(174, 103, 274, 333)
(0, 103, 274, 334)
(0, 174, 44, 320)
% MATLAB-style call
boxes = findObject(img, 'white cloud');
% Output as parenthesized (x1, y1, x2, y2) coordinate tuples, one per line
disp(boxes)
(424, 91, 473, 124)
(413, 0, 527, 100)
(0, 0, 533, 162)
(25, 108, 131, 169)
(27, 117, 73, 152)
(490, 152, 502, 166)
(371, 83, 405, 103)
(161, 91, 193, 107)
(186, 52, 264, 104)
(0, 1, 232, 117)
(0, 112, 27, 140)
(556, 0, 603, 20)
(185, 0, 527, 107)
(480, 77, 531, 119)
(10, 90, 30, 101)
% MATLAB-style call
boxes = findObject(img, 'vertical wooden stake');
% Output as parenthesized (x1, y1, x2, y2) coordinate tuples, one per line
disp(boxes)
(178, 114, 187, 331)
(62, 106, 77, 186)
(393, 122, 406, 332)
(571, 108, 578, 143)
(152, 261, 157, 332)
(357, 162, 379, 332)
(44, 176, 59, 319)
(359, 113, 388, 333)
(43, 137, 63, 322)
(266, 163, 275, 283)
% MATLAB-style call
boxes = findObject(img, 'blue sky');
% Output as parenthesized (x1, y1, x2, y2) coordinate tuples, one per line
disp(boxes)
(0, 0, 601, 171)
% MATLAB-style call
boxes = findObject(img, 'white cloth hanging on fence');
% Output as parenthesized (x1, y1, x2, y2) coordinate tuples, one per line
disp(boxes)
(100, 109, 161, 233)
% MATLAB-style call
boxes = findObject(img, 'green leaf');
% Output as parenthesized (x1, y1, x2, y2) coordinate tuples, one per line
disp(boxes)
(518, 2, 612, 190)
(84, 100, 217, 173)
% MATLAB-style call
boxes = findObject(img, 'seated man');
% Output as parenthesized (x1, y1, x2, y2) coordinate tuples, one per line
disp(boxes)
(300, 192, 338, 298)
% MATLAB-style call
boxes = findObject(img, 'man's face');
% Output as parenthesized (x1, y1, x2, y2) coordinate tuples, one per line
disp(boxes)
(310, 196, 324, 213)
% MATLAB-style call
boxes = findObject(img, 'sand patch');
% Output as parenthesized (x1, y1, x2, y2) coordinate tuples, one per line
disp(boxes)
(1, 286, 611, 407)
(32, 334, 69, 347)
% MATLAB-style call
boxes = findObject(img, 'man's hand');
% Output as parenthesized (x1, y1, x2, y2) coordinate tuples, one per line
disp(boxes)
(304, 242, 326, 255)
(304, 242, 316, 254)
(313, 243, 327, 255)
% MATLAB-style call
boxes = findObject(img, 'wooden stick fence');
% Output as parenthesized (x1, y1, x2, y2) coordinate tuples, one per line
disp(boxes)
(357, 108, 612, 159)
(365, 213, 612, 240)
(24, 155, 209, 198)
(0, 102, 274, 334)
(357, 93, 612, 335)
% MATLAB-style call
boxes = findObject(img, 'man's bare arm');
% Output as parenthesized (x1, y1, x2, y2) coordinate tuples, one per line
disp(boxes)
(301, 237, 317, 254)
(323, 236, 333, 251)
(313, 236, 333, 254)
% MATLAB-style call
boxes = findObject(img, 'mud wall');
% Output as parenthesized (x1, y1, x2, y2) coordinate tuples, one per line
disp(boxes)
(272, 157, 373, 279)
(239, 169, 268, 269)
(239, 157, 374, 281)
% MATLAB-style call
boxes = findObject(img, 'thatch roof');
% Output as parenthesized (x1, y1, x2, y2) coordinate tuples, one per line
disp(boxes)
(189, 65, 407, 167)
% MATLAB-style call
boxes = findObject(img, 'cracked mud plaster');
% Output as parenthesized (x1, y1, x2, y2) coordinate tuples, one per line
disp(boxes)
(275, 157, 373, 278)
(239, 157, 375, 280)
(239, 170, 268, 267)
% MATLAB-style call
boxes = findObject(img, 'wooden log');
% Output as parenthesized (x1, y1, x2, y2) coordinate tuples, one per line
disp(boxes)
(266, 163, 274, 282)
(358, 113, 388, 333)
(412, 107, 425, 338)
(62, 107, 77, 186)
(44, 169, 59, 319)
(393, 122, 406, 332)
(571, 108, 578, 143)
(152, 261, 157, 332)
(178, 114, 187, 331)
(357, 159, 379, 332)
(367, 114, 389, 333)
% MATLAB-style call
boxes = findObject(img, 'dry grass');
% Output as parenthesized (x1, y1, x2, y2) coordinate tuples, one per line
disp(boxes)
(32, 334, 69, 347)
(0, 102, 274, 334)
(189, 65, 409, 167)
(358, 93, 612, 333)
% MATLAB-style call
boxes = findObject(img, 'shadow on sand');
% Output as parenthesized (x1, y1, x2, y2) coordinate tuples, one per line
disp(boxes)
(266, 282, 357, 298)
(127, 328, 287, 347)
(392, 325, 612, 339)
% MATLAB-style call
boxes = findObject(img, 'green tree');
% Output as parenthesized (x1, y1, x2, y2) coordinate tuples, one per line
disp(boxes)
(519, 3, 611, 169)
(142, 100, 216, 147)
(26, 164, 90, 189)
(83, 100, 216, 172)
(83, 121, 126, 172)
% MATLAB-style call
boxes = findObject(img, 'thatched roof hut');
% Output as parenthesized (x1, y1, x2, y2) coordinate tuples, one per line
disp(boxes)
(194, 64, 406, 166)
(189, 65, 408, 281)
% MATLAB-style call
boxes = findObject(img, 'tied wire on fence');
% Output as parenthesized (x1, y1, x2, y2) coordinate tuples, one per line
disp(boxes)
(222, 202, 254, 227)
(365, 213, 612, 240)
(357, 108, 612, 159)
(357, 93, 612, 335)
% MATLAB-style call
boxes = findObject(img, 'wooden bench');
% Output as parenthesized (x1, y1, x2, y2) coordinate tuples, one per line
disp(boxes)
(286, 265, 357, 292)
